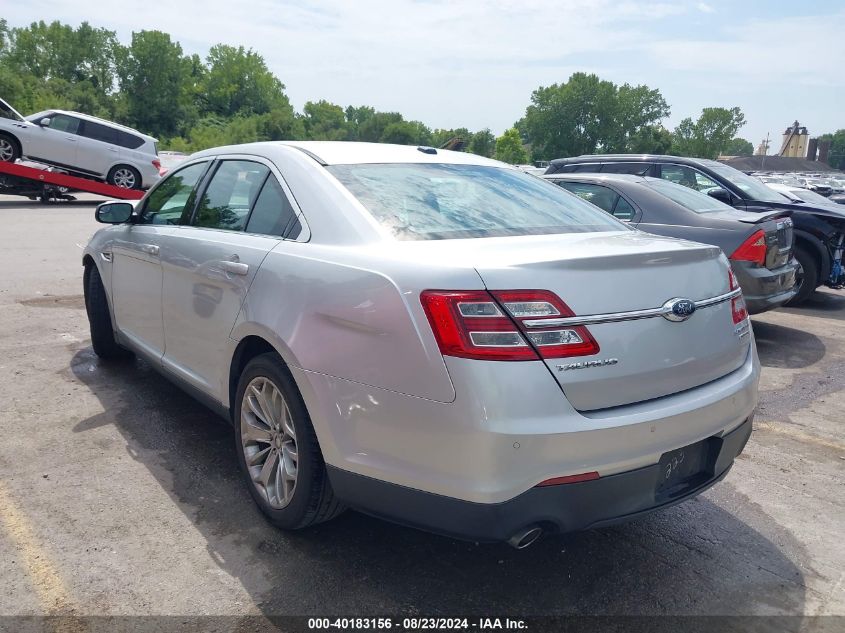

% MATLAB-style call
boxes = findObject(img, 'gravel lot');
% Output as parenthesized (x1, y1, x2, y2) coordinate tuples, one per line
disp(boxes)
(0, 194, 842, 629)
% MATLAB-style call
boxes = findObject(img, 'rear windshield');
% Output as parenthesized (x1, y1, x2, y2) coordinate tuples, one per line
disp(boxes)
(644, 178, 730, 213)
(327, 163, 627, 240)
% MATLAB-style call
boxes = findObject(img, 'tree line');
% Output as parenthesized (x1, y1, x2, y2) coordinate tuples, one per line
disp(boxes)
(3, 19, 837, 166)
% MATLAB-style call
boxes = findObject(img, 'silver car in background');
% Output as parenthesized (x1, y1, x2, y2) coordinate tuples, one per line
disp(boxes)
(83, 142, 759, 547)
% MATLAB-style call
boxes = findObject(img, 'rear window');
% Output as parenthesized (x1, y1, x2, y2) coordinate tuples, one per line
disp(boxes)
(327, 163, 626, 240)
(645, 178, 730, 213)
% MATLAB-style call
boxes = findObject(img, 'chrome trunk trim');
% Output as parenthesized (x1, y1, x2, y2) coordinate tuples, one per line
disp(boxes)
(522, 289, 742, 328)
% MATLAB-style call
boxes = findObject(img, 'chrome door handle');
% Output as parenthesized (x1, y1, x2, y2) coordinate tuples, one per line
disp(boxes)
(65, 137, 77, 141)
(141, 244, 159, 256)
(220, 261, 249, 276)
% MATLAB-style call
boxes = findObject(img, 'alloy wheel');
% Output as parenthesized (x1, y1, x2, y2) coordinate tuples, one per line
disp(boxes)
(112, 168, 136, 188)
(240, 376, 298, 509)
(0, 139, 14, 162)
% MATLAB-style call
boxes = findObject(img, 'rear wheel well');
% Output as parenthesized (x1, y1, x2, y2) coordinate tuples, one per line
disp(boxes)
(229, 336, 282, 419)
(793, 236, 823, 287)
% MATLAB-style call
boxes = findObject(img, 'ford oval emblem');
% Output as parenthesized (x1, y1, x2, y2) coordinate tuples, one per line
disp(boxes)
(662, 298, 696, 322)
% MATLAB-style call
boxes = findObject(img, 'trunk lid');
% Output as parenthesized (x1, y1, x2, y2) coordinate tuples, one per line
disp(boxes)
(465, 232, 751, 410)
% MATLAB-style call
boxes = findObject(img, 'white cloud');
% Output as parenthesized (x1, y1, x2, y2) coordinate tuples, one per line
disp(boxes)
(696, 2, 715, 13)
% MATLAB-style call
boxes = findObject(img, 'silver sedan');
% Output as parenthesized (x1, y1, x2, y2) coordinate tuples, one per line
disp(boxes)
(83, 141, 759, 548)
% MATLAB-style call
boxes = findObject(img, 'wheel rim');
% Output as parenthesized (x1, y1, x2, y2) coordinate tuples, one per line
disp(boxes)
(0, 139, 14, 162)
(112, 168, 136, 188)
(241, 376, 298, 509)
(794, 259, 805, 295)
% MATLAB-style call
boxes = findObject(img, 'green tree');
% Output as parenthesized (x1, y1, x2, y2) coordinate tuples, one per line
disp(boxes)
(116, 30, 189, 137)
(723, 137, 754, 156)
(521, 73, 669, 161)
(671, 107, 746, 159)
(430, 127, 472, 149)
(202, 44, 288, 117)
(627, 125, 673, 154)
(818, 130, 845, 169)
(302, 100, 348, 140)
(345, 105, 375, 140)
(358, 111, 403, 142)
(495, 128, 529, 164)
(379, 120, 431, 145)
(469, 128, 495, 157)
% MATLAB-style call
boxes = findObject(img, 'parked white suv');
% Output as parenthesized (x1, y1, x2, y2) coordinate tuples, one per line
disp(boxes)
(0, 97, 161, 190)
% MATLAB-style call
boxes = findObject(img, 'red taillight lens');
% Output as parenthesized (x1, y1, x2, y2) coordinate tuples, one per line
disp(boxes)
(730, 229, 767, 266)
(420, 289, 599, 361)
(152, 158, 163, 175)
(729, 269, 748, 325)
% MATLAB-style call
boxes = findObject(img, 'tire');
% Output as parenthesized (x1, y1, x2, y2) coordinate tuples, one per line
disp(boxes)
(0, 133, 20, 163)
(107, 165, 142, 190)
(234, 353, 345, 529)
(787, 245, 819, 306)
(84, 264, 133, 359)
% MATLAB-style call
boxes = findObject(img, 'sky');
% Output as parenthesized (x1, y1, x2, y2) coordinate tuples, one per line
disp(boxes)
(7, 0, 845, 149)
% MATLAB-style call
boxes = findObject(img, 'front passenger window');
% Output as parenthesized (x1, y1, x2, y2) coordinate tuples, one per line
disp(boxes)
(138, 161, 209, 225)
(47, 114, 81, 135)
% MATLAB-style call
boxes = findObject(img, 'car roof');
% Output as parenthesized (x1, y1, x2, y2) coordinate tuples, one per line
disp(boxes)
(542, 173, 648, 184)
(548, 154, 719, 168)
(275, 141, 509, 167)
(47, 109, 157, 142)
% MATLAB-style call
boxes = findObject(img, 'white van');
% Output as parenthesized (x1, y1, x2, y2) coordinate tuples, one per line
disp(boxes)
(0, 97, 161, 190)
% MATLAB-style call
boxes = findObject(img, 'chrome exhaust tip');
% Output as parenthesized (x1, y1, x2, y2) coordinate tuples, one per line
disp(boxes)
(507, 526, 543, 549)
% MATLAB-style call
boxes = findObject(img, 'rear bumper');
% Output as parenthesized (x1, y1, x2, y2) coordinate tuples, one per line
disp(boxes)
(734, 260, 799, 314)
(328, 415, 753, 542)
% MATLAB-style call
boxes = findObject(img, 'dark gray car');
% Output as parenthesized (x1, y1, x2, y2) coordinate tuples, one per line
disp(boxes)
(544, 173, 798, 314)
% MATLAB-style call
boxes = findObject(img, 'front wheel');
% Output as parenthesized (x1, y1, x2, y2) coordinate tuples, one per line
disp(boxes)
(787, 246, 818, 306)
(84, 265, 133, 359)
(234, 353, 345, 529)
(107, 165, 142, 190)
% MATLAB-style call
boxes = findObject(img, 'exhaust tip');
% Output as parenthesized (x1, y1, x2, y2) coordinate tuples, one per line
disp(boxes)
(507, 526, 543, 549)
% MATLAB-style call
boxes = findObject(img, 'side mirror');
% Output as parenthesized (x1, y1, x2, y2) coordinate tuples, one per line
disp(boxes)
(707, 188, 734, 205)
(38, 117, 51, 127)
(95, 201, 134, 224)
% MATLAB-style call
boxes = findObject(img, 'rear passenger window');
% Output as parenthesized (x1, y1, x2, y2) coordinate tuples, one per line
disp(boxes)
(245, 176, 298, 238)
(193, 161, 270, 231)
(81, 120, 118, 145)
(612, 196, 636, 220)
(571, 164, 603, 173)
(559, 182, 617, 214)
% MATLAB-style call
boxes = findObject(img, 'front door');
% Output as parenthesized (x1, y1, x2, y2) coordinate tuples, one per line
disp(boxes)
(110, 160, 211, 359)
(27, 113, 80, 168)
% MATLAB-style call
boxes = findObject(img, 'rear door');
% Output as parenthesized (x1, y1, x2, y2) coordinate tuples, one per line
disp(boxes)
(160, 158, 301, 397)
(76, 120, 121, 177)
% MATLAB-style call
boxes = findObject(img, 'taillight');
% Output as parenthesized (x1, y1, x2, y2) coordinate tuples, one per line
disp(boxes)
(420, 289, 599, 361)
(152, 158, 163, 175)
(730, 229, 767, 266)
(729, 269, 748, 325)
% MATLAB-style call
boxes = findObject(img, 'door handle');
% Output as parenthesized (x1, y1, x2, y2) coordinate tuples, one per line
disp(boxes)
(140, 244, 159, 256)
(220, 260, 249, 276)
(65, 137, 77, 141)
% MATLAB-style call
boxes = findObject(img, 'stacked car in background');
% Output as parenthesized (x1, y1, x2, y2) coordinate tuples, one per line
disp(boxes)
(545, 155, 845, 303)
